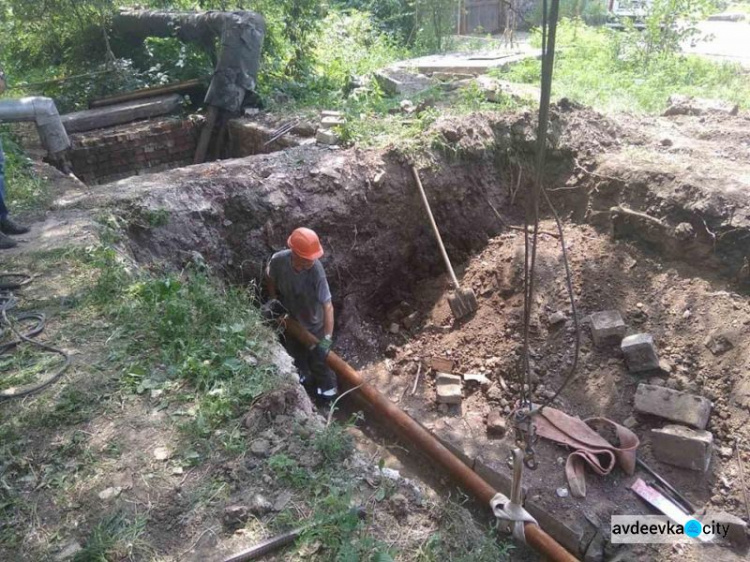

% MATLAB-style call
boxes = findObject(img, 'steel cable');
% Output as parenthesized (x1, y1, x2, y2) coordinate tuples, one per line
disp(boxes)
(0, 273, 70, 402)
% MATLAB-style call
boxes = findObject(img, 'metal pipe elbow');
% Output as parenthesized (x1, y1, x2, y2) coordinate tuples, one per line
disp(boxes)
(0, 96, 71, 155)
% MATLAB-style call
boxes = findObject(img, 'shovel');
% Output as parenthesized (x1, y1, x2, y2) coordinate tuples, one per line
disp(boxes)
(411, 166, 478, 320)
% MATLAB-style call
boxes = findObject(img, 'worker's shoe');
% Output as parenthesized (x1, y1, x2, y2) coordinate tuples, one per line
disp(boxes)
(0, 232, 18, 249)
(0, 218, 30, 235)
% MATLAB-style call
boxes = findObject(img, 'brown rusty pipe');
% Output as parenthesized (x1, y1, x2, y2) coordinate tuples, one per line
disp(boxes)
(283, 318, 579, 562)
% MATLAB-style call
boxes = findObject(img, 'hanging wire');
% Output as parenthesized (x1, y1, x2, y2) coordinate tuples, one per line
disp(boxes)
(517, 0, 577, 470)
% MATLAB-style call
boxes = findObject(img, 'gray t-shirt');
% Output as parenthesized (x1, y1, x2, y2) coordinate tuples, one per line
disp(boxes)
(267, 249, 331, 337)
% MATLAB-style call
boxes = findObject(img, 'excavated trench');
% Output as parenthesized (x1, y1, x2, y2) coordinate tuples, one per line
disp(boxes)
(91, 103, 750, 560)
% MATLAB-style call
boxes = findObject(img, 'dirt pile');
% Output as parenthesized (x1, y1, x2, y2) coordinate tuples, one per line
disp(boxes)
(356, 220, 750, 560)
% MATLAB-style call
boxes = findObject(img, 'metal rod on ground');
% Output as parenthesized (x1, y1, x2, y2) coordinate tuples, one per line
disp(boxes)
(223, 508, 365, 562)
(263, 120, 298, 147)
(636, 458, 696, 514)
(283, 317, 579, 562)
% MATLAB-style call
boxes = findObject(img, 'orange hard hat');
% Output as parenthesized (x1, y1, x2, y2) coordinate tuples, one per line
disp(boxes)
(287, 227, 324, 260)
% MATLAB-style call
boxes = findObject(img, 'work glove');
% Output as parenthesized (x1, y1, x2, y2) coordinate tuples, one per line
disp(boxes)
(261, 299, 287, 321)
(310, 335, 333, 363)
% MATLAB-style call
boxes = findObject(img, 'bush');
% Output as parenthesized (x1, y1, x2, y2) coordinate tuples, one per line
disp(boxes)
(265, 9, 408, 108)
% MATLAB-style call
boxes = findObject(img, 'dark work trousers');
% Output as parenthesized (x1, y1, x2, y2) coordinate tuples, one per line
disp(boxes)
(283, 333, 338, 400)
(0, 139, 9, 219)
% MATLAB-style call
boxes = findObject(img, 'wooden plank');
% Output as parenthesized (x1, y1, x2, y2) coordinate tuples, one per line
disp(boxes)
(61, 94, 182, 133)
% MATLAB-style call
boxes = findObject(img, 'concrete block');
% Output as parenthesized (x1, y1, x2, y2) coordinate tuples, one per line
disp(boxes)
(526, 499, 591, 555)
(590, 310, 626, 345)
(699, 510, 748, 548)
(436, 372, 461, 385)
(650, 424, 713, 472)
(431, 428, 477, 469)
(436, 372, 462, 404)
(634, 384, 712, 429)
(474, 456, 525, 500)
(315, 129, 340, 145)
(621, 333, 660, 372)
(486, 410, 506, 438)
(320, 116, 345, 129)
(373, 71, 402, 96)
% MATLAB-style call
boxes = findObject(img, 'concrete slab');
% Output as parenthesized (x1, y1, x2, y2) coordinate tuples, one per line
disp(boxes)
(392, 51, 540, 76)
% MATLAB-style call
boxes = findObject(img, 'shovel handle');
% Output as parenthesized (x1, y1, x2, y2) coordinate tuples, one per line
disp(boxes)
(411, 166, 461, 290)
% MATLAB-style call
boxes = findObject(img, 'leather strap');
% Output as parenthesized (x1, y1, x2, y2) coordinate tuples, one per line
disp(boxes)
(531, 407, 639, 498)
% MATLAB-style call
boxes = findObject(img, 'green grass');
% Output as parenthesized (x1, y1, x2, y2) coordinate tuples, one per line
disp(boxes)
(415, 497, 514, 562)
(494, 19, 750, 114)
(73, 511, 150, 562)
(83, 242, 281, 441)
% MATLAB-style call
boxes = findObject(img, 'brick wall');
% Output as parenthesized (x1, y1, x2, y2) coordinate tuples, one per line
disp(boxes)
(68, 116, 203, 185)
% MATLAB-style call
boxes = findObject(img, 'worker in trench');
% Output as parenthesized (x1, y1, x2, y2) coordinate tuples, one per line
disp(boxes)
(264, 227, 338, 404)
(0, 67, 31, 250)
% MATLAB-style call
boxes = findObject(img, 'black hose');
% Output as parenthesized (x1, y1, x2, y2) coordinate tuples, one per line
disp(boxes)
(0, 273, 70, 402)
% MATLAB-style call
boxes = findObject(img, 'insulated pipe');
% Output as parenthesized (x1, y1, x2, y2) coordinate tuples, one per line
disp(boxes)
(283, 318, 579, 562)
(89, 78, 204, 108)
(0, 97, 71, 155)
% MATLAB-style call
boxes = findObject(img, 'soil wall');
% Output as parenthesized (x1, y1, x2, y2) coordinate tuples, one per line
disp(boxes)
(77, 105, 749, 338)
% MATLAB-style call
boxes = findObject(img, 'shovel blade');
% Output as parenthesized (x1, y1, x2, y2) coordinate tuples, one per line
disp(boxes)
(448, 289, 478, 319)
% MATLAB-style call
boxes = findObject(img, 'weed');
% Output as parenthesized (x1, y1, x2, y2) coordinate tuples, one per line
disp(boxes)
(314, 421, 354, 465)
(139, 208, 170, 228)
(415, 496, 514, 561)
(267, 453, 312, 489)
(28, 386, 99, 429)
(0, 347, 67, 392)
(73, 511, 150, 562)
